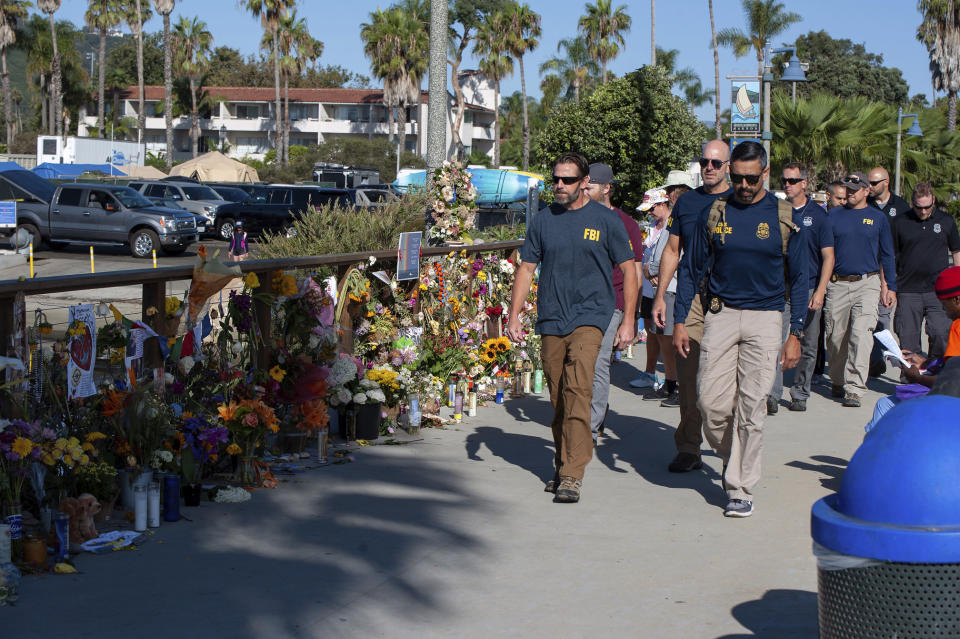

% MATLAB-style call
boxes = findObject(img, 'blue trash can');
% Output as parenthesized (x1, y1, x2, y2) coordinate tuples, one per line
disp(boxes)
(811, 395, 960, 638)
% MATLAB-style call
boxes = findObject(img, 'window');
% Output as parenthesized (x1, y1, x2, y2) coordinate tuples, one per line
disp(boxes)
(144, 184, 165, 197)
(334, 105, 370, 122)
(41, 139, 57, 155)
(290, 136, 316, 148)
(235, 104, 261, 119)
(289, 104, 318, 121)
(57, 188, 83, 206)
(162, 186, 183, 200)
(267, 189, 291, 205)
(235, 136, 267, 155)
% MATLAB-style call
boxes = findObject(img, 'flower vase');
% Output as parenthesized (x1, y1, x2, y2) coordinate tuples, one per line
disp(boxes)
(484, 316, 503, 339)
(235, 457, 259, 487)
(3, 503, 23, 561)
(183, 483, 203, 507)
(343, 407, 357, 441)
(355, 402, 382, 440)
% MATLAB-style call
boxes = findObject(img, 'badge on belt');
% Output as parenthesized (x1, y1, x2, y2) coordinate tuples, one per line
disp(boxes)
(708, 296, 723, 314)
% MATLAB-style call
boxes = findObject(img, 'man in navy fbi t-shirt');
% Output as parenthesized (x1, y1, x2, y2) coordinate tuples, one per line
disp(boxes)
(507, 152, 636, 505)
(824, 171, 897, 407)
(676, 141, 807, 519)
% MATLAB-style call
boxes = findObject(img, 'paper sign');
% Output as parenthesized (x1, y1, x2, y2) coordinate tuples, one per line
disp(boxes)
(0, 201, 15, 228)
(397, 231, 422, 281)
(67, 304, 97, 398)
(873, 329, 912, 368)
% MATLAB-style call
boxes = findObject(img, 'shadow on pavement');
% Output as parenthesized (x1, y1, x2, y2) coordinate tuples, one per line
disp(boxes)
(465, 425, 557, 483)
(785, 454, 848, 492)
(715, 588, 819, 638)
(3, 450, 488, 639)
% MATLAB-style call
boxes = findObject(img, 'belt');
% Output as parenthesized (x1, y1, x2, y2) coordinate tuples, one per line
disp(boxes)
(831, 271, 879, 283)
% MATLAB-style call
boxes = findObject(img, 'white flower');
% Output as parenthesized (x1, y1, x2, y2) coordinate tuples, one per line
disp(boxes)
(336, 388, 352, 405)
(367, 389, 386, 404)
(368, 255, 376, 266)
(499, 259, 515, 275)
(359, 378, 378, 390)
(179, 356, 195, 375)
(308, 334, 320, 349)
(214, 486, 252, 503)
(164, 372, 174, 384)
(231, 342, 243, 354)
(352, 392, 368, 404)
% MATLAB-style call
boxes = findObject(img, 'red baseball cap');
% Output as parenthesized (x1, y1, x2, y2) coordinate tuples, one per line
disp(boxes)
(935, 266, 960, 299)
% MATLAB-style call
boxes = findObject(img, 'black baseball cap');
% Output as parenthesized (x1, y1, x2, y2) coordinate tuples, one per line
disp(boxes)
(588, 163, 618, 184)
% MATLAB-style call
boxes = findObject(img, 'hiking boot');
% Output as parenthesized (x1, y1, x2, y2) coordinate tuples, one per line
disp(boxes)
(723, 499, 754, 518)
(842, 394, 861, 408)
(766, 396, 779, 415)
(643, 387, 670, 401)
(660, 391, 680, 408)
(831, 384, 845, 398)
(554, 476, 582, 503)
(544, 473, 560, 493)
(788, 398, 807, 412)
(668, 452, 702, 473)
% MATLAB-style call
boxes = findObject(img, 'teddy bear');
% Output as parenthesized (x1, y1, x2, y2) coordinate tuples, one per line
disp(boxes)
(59, 494, 101, 544)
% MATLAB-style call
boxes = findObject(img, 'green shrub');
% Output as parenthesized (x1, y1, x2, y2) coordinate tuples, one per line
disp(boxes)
(256, 190, 430, 258)
(947, 200, 960, 229)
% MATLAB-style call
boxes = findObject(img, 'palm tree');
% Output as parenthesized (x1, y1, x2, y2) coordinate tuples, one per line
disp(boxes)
(538, 36, 598, 103)
(85, 0, 124, 138)
(360, 6, 426, 151)
(917, 0, 960, 131)
(716, 0, 801, 78)
(244, 0, 296, 165)
(123, 0, 151, 145)
(37, 0, 61, 137)
(650, 0, 655, 65)
(502, 1, 540, 170)
(682, 78, 715, 115)
(708, 0, 721, 139)
(23, 14, 53, 133)
(655, 46, 697, 90)
(153, 0, 174, 168)
(578, 0, 631, 84)
(173, 16, 212, 158)
(474, 10, 512, 166)
(269, 10, 321, 164)
(0, 0, 28, 148)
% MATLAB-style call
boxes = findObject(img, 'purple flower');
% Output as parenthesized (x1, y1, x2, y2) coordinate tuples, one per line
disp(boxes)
(5, 451, 18, 461)
(478, 284, 488, 296)
(168, 380, 185, 394)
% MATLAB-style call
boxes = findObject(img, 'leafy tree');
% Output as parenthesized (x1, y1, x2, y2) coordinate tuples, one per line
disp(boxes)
(474, 9, 512, 166)
(270, 9, 321, 164)
(0, 0, 29, 146)
(917, 0, 960, 130)
(502, 1, 540, 170)
(254, 138, 425, 184)
(578, 0, 631, 84)
(172, 16, 212, 158)
(716, 0, 801, 78)
(539, 35, 598, 104)
(771, 30, 909, 106)
(534, 65, 703, 207)
(86, 0, 125, 138)
(103, 31, 162, 85)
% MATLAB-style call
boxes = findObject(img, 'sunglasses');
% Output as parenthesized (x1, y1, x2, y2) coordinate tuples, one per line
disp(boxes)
(869, 179, 887, 186)
(916, 203, 935, 211)
(698, 158, 727, 170)
(552, 174, 581, 185)
(782, 177, 804, 185)
(730, 173, 763, 186)
(842, 176, 865, 186)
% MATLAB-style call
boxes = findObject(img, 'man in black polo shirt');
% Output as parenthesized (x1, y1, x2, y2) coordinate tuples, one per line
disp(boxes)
(891, 181, 960, 359)
(867, 167, 910, 375)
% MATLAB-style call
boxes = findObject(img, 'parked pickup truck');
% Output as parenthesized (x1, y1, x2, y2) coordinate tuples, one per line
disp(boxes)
(1, 170, 198, 258)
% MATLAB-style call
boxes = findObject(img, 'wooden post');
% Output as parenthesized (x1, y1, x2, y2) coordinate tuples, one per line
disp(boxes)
(0, 294, 16, 360)
(253, 276, 272, 370)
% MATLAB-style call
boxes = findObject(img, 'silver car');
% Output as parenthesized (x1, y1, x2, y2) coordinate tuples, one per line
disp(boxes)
(128, 181, 224, 234)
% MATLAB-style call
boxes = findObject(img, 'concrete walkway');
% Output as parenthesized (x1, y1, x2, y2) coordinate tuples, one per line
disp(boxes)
(3, 354, 885, 638)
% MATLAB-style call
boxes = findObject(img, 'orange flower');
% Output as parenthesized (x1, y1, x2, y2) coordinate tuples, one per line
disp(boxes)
(298, 399, 329, 431)
(217, 400, 240, 422)
(101, 389, 127, 417)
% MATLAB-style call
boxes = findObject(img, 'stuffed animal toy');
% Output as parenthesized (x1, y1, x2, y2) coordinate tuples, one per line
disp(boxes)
(58, 494, 101, 544)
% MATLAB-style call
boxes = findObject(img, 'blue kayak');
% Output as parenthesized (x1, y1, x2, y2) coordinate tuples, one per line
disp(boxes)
(393, 168, 544, 205)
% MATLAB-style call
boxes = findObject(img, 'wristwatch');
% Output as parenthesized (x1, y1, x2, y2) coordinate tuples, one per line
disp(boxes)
(789, 328, 804, 339)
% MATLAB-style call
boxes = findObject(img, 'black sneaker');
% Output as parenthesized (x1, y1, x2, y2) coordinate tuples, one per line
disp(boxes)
(788, 398, 807, 412)
(642, 387, 670, 401)
(667, 452, 703, 473)
(842, 394, 861, 408)
(724, 499, 753, 518)
(660, 391, 680, 408)
(544, 473, 560, 493)
(554, 476, 582, 503)
(766, 396, 779, 415)
(869, 360, 886, 378)
(831, 384, 844, 398)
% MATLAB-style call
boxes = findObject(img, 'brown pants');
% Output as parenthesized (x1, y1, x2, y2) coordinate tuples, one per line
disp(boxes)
(698, 307, 781, 501)
(824, 276, 881, 396)
(675, 295, 705, 455)
(542, 326, 604, 480)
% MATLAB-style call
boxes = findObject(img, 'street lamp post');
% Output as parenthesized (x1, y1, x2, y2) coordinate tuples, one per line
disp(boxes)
(895, 107, 923, 196)
(761, 45, 807, 189)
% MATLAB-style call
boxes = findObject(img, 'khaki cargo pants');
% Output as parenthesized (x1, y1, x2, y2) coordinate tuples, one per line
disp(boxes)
(824, 276, 881, 397)
(675, 295, 705, 455)
(697, 306, 782, 501)
(542, 325, 604, 481)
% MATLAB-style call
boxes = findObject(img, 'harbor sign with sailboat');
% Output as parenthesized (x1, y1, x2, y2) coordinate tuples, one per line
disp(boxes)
(731, 80, 761, 136)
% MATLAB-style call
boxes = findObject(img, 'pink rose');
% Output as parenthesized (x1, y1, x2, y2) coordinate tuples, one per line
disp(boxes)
(243, 413, 259, 427)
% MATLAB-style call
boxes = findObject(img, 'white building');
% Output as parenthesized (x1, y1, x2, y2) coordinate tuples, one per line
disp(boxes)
(77, 74, 499, 164)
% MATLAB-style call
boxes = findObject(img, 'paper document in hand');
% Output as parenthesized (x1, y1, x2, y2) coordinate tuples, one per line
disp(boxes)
(873, 329, 911, 368)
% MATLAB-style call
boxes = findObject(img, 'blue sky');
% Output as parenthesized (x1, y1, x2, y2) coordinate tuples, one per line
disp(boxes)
(56, 1, 932, 120)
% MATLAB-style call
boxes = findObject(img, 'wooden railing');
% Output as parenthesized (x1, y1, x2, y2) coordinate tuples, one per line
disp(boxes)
(0, 240, 524, 366)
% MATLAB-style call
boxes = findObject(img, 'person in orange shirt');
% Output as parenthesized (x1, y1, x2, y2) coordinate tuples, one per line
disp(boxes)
(865, 266, 960, 432)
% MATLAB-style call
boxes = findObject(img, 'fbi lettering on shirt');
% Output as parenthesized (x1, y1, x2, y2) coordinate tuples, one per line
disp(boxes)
(862, 218, 874, 226)
(583, 228, 600, 241)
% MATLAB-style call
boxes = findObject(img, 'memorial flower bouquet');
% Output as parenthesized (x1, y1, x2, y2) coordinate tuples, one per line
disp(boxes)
(217, 398, 279, 456)
(428, 161, 477, 243)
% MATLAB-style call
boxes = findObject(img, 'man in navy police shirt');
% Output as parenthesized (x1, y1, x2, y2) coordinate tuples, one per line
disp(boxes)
(824, 172, 897, 407)
(676, 141, 806, 518)
(508, 152, 636, 504)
